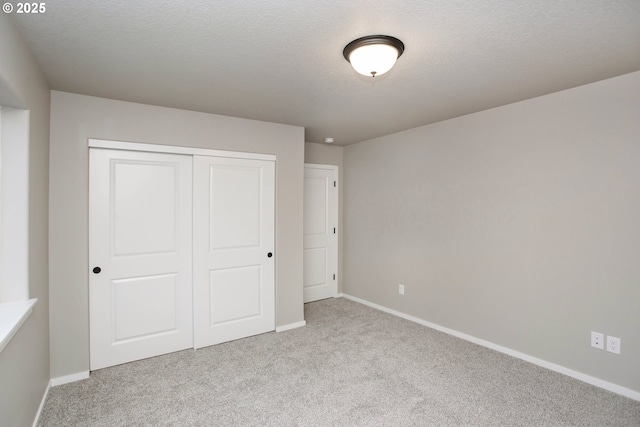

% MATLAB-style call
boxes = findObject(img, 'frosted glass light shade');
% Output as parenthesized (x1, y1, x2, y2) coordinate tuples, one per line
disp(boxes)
(348, 44, 399, 77)
(343, 35, 404, 78)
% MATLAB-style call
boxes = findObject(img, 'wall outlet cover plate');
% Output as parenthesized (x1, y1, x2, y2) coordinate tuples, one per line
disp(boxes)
(606, 336, 621, 354)
(591, 331, 604, 349)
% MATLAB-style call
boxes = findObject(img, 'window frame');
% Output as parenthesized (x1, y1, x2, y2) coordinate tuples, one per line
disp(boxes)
(0, 106, 37, 352)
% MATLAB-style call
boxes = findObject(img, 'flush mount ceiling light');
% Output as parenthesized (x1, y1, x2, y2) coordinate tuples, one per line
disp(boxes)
(343, 35, 405, 78)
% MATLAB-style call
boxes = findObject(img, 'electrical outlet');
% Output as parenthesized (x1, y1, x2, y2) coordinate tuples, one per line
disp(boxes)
(606, 336, 621, 354)
(398, 284, 405, 295)
(591, 331, 604, 349)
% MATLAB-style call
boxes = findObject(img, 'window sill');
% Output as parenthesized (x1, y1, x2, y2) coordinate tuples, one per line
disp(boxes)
(0, 298, 37, 353)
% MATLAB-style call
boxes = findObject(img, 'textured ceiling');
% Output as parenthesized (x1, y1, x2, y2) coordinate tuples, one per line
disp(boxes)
(10, 0, 640, 145)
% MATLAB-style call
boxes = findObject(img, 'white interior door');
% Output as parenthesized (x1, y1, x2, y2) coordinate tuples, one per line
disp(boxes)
(303, 164, 338, 303)
(193, 156, 275, 348)
(89, 149, 193, 370)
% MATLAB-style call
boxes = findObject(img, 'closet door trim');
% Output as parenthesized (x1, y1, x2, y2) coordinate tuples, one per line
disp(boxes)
(88, 139, 276, 162)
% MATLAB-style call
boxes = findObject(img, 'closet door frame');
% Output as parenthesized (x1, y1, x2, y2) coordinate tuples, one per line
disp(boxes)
(88, 139, 276, 163)
(303, 164, 339, 303)
(88, 139, 276, 365)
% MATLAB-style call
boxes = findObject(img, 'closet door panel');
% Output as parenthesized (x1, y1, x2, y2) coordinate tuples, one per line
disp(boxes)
(89, 149, 193, 370)
(193, 156, 275, 348)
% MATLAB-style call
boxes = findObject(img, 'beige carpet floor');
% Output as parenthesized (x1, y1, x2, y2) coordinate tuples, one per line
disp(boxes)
(38, 297, 640, 426)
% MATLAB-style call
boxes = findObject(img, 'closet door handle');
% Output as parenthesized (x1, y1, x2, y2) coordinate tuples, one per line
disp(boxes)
(92, 266, 102, 274)
(267, 252, 273, 258)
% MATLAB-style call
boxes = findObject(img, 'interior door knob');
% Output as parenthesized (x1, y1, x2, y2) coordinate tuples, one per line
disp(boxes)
(92, 266, 101, 274)
(267, 252, 273, 258)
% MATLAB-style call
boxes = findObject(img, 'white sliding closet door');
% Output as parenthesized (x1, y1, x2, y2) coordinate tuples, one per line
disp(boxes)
(193, 156, 275, 348)
(89, 149, 193, 370)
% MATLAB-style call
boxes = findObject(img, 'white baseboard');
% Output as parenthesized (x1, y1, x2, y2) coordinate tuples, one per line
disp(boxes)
(340, 293, 640, 402)
(33, 371, 90, 425)
(50, 371, 90, 387)
(32, 379, 51, 427)
(276, 320, 306, 333)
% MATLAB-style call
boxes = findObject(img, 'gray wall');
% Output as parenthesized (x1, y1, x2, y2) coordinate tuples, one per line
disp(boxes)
(49, 91, 305, 378)
(343, 71, 640, 392)
(304, 142, 344, 292)
(0, 14, 51, 427)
